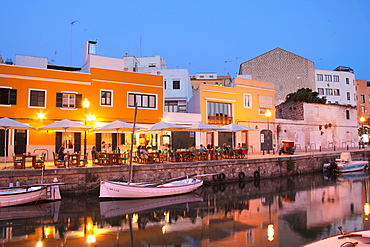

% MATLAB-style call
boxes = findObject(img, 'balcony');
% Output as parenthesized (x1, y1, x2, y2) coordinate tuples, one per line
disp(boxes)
(207, 116, 232, 125)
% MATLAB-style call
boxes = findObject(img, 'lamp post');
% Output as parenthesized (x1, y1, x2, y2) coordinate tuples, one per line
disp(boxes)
(360, 116, 366, 148)
(265, 109, 272, 154)
(83, 98, 90, 155)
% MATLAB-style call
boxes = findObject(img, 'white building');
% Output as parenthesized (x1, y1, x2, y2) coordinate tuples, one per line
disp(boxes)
(123, 55, 192, 113)
(315, 66, 357, 107)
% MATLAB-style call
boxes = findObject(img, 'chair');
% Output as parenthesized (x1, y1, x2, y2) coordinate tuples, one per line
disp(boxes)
(12, 153, 24, 169)
(195, 149, 207, 161)
(118, 152, 128, 164)
(78, 153, 88, 167)
(168, 151, 181, 162)
(97, 153, 110, 166)
(91, 150, 99, 165)
(34, 152, 46, 169)
(52, 152, 67, 168)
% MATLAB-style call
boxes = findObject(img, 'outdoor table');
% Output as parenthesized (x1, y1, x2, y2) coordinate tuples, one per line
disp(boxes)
(67, 153, 80, 168)
(22, 154, 36, 169)
(102, 152, 120, 166)
(149, 152, 167, 163)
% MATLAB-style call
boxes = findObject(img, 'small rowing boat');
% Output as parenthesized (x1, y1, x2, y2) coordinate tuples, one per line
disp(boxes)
(302, 227, 370, 246)
(99, 176, 203, 199)
(0, 183, 62, 207)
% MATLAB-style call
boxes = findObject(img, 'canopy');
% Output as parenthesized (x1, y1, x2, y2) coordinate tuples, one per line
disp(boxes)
(38, 119, 92, 131)
(148, 121, 189, 132)
(222, 123, 258, 132)
(0, 117, 35, 168)
(185, 122, 224, 132)
(95, 120, 146, 149)
(221, 123, 258, 148)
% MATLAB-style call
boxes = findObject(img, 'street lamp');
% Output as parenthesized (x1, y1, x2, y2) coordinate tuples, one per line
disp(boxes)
(265, 109, 272, 154)
(83, 98, 90, 155)
(360, 116, 366, 148)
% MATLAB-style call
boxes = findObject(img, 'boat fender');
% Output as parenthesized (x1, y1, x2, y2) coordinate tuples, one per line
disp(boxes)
(238, 172, 246, 180)
(219, 173, 226, 181)
(219, 184, 226, 192)
(212, 174, 219, 182)
(254, 171, 260, 180)
(212, 185, 219, 192)
(239, 181, 246, 189)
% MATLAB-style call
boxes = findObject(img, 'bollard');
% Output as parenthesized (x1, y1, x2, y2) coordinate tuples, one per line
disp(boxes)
(16, 180, 20, 187)
(9, 181, 13, 187)
(334, 146, 336, 151)
(263, 150, 265, 155)
(319, 146, 322, 152)
(347, 145, 349, 150)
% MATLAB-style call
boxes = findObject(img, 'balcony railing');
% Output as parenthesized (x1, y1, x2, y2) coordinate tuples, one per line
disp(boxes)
(207, 116, 232, 125)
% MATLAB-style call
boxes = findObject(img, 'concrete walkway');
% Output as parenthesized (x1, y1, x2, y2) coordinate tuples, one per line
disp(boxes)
(0, 147, 366, 170)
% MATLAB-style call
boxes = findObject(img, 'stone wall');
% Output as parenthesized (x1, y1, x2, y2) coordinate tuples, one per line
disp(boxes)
(1, 151, 366, 195)
(239, 48, 315, 105)
(276, 101, 304, 120)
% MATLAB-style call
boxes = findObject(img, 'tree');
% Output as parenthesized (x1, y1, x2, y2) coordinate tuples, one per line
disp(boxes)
(284, 88, 326, 104)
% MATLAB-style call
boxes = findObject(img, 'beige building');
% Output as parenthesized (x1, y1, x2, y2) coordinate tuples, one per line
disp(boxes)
(275, 101, 358, 150)
(239, 48, 315, 105)
(356, 79, 370, 122)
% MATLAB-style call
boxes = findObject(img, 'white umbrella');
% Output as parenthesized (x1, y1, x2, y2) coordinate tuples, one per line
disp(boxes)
(149, 121, 189, 131)
(39, 119, 92, 151)
(0, 117, 35, 168)
(222, 123, 258, 148)
(96, 120, 146, 148)
(185, 122, 224, 147)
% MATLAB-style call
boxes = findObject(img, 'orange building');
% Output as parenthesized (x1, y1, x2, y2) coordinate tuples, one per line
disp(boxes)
(0, 60, 163, 160)
(187, 76, 275, 150)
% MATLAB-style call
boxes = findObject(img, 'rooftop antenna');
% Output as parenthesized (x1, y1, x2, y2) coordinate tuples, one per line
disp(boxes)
(70, 20, 78, 66)
(235, 56, 242, 75)
(224, 60, 231, 75)
(140, 34, 142, 57)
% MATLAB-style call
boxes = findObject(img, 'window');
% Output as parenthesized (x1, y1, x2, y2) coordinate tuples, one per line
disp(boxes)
(361, 106, 366, 113)
(173, 80, 180, 90)
(346, 78, 350, 84)
(164, 80, 166, 90)
(347, 92, 350, 100)
(318, 88, 324, 95)
(325, 88, 333, 95)
(148, 63, 156, 67)
(165, 101, 178, 112)
(334, 89, 340, 95)
(346, 110, 350, 119)
(56, 92, 82, 109)
(333, 75, 339, 82)
(128, 93, 156, 109)
(317, 74, 323, 81)
(209, 75, 214, 78)
(207, 101, 232, 124)
(100, 90, 113, 106)
(244, 94, 252, 108)
(368, 95, 370, 103)
(0, 87, 16, 105)
(324, 75, 332, 81)
(29, 89, 46, 107)
(361, 95, 365, 103)
(200, 75, 204, 78)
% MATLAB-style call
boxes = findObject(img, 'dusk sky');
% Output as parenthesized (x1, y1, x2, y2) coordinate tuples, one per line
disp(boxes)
(1, 0, 369, 79)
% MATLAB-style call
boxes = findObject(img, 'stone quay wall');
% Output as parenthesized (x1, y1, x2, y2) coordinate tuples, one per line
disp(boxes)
(0, 151, 367, 195)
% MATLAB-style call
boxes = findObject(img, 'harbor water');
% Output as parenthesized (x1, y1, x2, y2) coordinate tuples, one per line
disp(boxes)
(1, 170, 370, 247)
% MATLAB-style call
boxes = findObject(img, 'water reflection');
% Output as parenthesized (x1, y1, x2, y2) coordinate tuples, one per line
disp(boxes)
(2, 171, 370, 246)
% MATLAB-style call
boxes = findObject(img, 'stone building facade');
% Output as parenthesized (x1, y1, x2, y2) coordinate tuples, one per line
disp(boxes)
(275, 101, 358, 150)
(239, 48, 315, 105)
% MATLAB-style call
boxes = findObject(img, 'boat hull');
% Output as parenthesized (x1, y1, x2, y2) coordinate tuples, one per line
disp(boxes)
(99, 178, 203, 199)
(302, 229, 370, 246)
(0, 185, 61, 207)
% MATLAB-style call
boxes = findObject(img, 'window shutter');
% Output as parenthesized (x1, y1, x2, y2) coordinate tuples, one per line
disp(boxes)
(76, 94, 82, 108)
(9, 89, 17, 105)
(56, 93, 62, 107)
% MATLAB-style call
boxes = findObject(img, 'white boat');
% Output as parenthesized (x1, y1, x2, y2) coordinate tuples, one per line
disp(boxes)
(302, 227, 370, 246)
(0, 184, 62, 207)
(99, 177, 203, 199)
(323, 152, 368, 173)
(100, 193, 203, 218)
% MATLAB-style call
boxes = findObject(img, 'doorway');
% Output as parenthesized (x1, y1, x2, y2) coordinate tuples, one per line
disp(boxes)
(14, 129, 27, 154)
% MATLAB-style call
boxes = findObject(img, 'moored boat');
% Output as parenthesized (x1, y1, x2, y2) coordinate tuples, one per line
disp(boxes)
(0, 184, 62, 207)
(302, 227, 370, 246)
(99, 176, 203, 199)
(323, 152, 368, 173)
